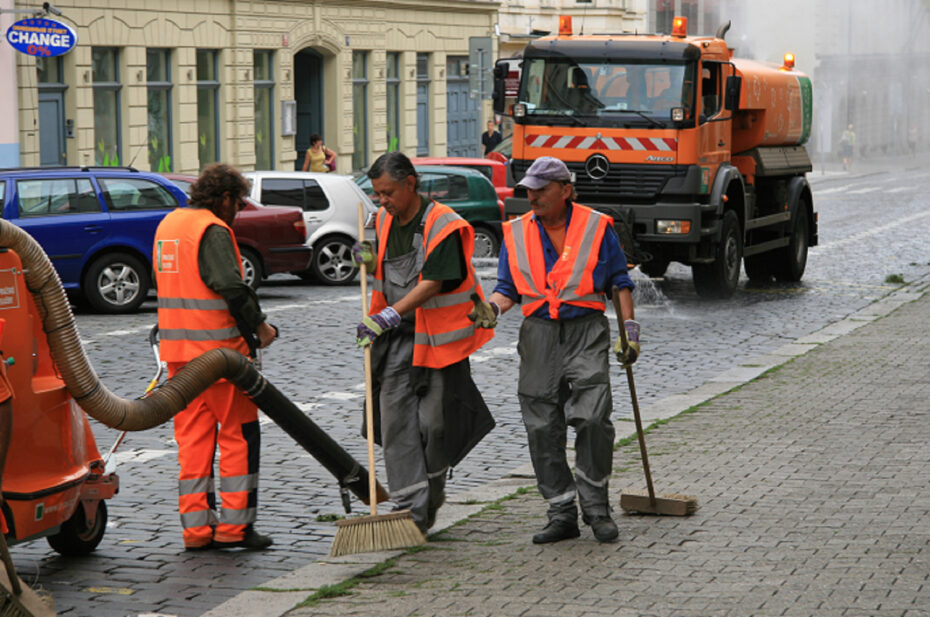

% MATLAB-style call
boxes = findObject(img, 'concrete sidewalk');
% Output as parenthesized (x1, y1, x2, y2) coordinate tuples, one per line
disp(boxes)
(260, 277, 930, 617)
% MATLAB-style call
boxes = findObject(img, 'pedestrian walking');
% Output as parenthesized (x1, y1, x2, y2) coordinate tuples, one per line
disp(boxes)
(473, 156, 640, 544)
(352, 152, 495, 534)
(301, 133, 337, 172)
(839, 124, 856, 171)
(153, 163, 278, 551)
(482, 120, 503, 156)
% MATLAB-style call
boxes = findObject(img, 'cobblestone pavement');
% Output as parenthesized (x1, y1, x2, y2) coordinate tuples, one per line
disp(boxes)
(8, 163, 930, 616)
(283, 277, 930, 617)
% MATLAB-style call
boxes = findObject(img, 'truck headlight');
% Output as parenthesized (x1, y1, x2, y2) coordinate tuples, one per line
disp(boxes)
(513, 103, 526, 118)
(657, 220, 691, 234)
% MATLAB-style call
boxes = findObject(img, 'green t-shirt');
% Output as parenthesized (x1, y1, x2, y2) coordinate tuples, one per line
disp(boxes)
(386, 196, 465, 287)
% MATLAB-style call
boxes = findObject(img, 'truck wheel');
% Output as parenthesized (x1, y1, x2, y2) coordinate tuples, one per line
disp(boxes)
(47, 500, 107, 556)
(744, 254, 774, 282)
(639, 259, 669, 278)
(773, 206, 810, 282)
(692, 210, 742, 299)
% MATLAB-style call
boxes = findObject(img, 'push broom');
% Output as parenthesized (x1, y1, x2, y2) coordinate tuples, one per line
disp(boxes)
(329, 204, 425, 557)
(612, 287, 698, 516)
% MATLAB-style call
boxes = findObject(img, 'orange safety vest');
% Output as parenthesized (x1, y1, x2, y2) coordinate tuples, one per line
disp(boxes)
(154, 208, 249, 363)
(501, 203, 610, 319)
(369, 201, 493, 369)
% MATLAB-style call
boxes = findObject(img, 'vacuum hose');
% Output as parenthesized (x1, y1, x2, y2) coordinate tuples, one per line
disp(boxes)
(0, 219, 388, 507)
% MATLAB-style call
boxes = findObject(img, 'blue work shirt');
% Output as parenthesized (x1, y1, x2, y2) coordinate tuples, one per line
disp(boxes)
(493, 203, 635, 320)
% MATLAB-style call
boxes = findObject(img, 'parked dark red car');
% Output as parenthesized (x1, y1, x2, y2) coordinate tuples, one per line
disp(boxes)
(163, 174, 311, 289)
(411, 157, 514, 202)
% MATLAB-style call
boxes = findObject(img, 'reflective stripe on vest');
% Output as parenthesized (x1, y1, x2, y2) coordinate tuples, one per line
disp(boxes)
(154, 208, 249, 362)
(502, 203, 610, 319)
(369, 201, 493, 368)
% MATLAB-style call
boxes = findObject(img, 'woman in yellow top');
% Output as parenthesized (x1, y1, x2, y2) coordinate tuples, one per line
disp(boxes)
(301, 134, 337, 172)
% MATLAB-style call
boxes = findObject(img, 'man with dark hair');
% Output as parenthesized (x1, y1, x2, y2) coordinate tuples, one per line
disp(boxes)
(353, 151, 494, 534)
(154, 162, 277, 551)
(475, 156, 639, 544)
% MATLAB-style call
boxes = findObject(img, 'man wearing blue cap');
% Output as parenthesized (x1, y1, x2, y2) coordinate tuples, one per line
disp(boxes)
(470, 156, 640, 544)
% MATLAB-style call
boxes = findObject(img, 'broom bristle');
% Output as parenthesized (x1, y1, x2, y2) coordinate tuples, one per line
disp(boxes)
(330, 510, 425, 557)
(620, 489, 699, 515)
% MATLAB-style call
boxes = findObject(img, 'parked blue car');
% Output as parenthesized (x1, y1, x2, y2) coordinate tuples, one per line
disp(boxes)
(0, 167, 187, 313)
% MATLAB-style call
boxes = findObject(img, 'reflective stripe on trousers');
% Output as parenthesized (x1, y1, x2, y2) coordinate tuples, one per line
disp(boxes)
(170, 363, 261, 546)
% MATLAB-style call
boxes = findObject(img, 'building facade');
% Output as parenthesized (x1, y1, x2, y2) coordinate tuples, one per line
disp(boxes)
(6, 0, 499, 173)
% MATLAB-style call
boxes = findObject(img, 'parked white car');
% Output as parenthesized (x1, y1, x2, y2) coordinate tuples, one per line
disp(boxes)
(243, 171, 377, 285)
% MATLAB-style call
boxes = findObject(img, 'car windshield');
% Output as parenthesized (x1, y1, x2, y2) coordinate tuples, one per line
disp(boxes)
(519, 57, 694, 127)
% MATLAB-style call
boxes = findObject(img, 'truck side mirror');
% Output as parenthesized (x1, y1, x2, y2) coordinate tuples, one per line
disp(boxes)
(724, 75, 742, 111)
(492, 61, 508, 115)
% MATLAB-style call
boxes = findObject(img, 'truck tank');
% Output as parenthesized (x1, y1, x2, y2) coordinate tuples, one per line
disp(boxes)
(730, 58, 813, 154)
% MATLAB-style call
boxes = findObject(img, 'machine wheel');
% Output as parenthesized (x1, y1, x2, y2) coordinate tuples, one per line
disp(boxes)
(83, 252, 150, 314)
(473, 225, 500, 259)
(773, 205, 810, 282)
(239, 247, 263, 290)
(310, 236, 358, 285)
(47, 500, 107, 556)
(692, 210, 742, 299)
(744, 254, 774, 282)
(639, 258, 669, 278)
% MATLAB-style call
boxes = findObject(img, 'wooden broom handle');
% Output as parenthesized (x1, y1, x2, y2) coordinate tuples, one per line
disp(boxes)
(358, 203, 378, 516)
(611, 287, 657, 505)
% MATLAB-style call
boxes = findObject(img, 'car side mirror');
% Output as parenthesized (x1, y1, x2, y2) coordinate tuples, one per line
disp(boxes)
(492, 61, 508, 115)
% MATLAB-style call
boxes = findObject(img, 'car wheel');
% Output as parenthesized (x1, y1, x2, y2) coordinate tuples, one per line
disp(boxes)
(47, 500, 107, 556)
(83, 252, 150, 314)
(310, 236, 358, 285)
(473, 225, 500, 259)
(692, 210, 742, 299)
(239, 247, 263, 290)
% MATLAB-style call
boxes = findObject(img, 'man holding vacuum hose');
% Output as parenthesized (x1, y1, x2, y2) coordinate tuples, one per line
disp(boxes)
(154, 163, 277, 551)
(352, 151, 494, 534)
(472, 156, 640, 544)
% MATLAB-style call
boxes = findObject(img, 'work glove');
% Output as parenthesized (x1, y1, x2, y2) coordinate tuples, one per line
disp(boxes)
(467, 293, 500, 329)
(613, 319, 641, 368)
(356, 306, 401, 348)
(351, 240, 376, 271)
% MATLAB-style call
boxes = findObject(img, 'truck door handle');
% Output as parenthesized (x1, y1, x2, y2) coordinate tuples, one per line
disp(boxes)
(718, 140, 726, 147)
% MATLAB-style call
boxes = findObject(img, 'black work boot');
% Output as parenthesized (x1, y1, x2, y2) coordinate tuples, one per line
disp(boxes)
(583, 513, 619, 543)
(214, 526, 273, 550)
(532, 518, 580, 544)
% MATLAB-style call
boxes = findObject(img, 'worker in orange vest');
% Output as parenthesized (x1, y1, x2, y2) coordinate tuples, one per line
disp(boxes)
(353, 151, 495, 534)
(154, 163, 277, 551)
(474, 156, 640, 544)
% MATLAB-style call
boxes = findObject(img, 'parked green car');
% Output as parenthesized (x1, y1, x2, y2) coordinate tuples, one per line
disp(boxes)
(355, 165, 504, 258)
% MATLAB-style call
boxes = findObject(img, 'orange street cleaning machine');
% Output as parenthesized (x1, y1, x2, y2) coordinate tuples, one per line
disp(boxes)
(0, 219, 388, 615)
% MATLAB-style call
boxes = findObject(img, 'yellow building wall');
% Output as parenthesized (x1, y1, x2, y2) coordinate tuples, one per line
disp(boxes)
(15, 0, 498, 173)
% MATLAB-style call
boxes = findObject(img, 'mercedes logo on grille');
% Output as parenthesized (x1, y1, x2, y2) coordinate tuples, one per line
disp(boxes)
(585, 154, 610, 180)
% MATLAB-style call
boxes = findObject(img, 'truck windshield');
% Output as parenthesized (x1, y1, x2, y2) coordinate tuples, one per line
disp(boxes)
(519, 58, 694, 126)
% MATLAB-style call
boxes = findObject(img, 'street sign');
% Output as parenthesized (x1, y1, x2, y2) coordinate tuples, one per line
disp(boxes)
(5, 17, 77, 58)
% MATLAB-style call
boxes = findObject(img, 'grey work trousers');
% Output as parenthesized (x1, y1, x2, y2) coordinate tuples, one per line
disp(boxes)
(517, 312, 615, 523)
(378, 331, 446, 532)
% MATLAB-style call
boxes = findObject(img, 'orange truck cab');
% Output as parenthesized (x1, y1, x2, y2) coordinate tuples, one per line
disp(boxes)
(494, 16, 817, 298)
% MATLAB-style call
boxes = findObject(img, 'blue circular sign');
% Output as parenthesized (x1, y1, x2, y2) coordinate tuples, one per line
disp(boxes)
(5, 17, 77, 58)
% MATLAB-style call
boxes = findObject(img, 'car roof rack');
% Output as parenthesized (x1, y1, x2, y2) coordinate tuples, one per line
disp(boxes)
(0, 166, 140, 173)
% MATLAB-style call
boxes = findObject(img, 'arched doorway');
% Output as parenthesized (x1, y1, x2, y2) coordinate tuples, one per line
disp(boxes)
(294, 48, 324, 170)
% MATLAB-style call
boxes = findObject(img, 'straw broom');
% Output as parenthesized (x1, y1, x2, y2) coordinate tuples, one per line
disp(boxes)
(611, 287, 698, 516)
(329, 204, 425, 557)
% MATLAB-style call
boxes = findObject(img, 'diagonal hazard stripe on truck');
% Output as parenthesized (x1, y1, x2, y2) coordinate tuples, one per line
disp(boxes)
(526, 134, 677, 151)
